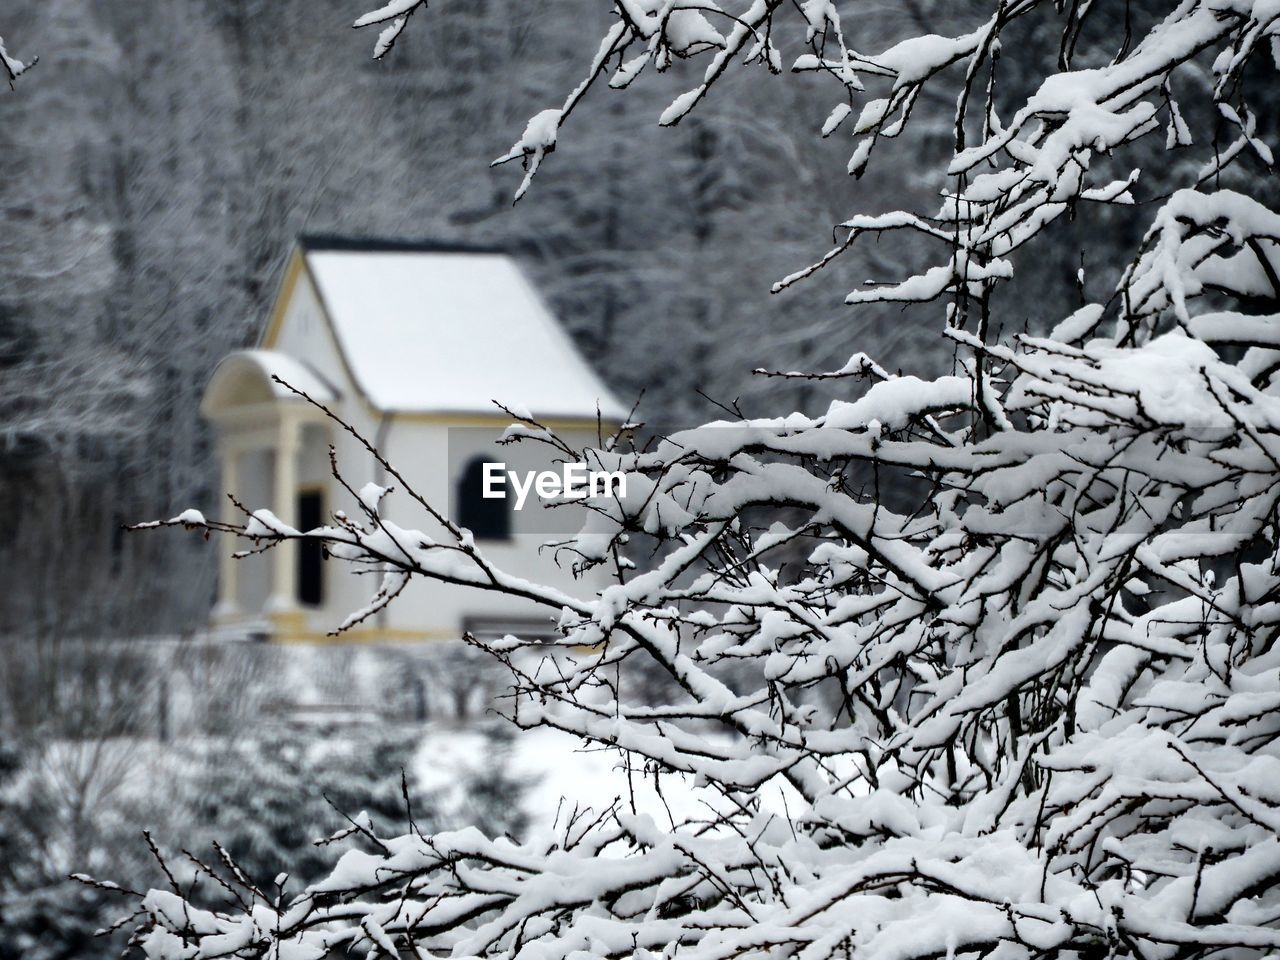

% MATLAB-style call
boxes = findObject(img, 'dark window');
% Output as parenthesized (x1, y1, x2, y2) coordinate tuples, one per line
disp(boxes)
(296, 489, 325, 606)
(457, 456, 510, 541)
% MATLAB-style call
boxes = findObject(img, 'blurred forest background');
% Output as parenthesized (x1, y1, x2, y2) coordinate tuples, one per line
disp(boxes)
(1, 0, 880, 643)
(1, 0, 1274, 957)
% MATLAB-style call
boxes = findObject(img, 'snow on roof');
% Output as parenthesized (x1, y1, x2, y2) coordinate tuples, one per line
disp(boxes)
(251, 350, 338, 402)
(202, 349, 337, 418)
(301, 247, 627, 421)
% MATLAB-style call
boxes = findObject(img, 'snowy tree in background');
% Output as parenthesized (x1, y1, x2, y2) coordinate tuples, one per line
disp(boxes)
(175, 721, 530, 891)
(118, 3, 1280, 960)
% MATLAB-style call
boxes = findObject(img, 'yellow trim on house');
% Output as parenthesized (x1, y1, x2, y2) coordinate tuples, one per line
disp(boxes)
(267, 608, 308, 635)
(273, 627, 602, 651)
(273, 627, 459, 645)
(259, 249, 306, 350)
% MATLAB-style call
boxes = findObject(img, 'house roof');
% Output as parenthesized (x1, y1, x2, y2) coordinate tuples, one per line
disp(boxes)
(245, 350, 338, 402)
(291, 241, 627, 422)
(201, 349, 337, 420)
(299, 234, 507, 256)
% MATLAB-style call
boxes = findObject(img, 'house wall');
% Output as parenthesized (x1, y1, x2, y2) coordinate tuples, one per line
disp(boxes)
(375, 420, 613, 641)
(267, 268, 357, 414)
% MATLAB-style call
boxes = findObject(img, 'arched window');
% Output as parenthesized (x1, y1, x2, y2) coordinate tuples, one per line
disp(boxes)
(456, 456, 511, 541)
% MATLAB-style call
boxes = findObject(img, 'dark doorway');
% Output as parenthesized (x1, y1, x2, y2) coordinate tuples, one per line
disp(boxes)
(296, 489, 325, 606)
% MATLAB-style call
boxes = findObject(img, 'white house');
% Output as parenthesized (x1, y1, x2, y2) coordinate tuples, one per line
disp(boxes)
(201, 237, 627, 644)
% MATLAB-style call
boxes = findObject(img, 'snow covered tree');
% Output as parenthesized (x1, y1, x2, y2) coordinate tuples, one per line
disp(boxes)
(0, 734, 172, 960)
(176, 725, 430, 892)
(117, 3, 1280, 960)
(167, 714, 530, 892)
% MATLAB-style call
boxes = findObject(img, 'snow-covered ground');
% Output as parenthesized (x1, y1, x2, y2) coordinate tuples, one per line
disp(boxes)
(417, 726, 705, 831)
(416, 726, 799, 832)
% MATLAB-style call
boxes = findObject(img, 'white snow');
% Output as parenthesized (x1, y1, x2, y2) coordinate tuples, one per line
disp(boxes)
(417, 726, 798, 831)
(353, 0, 421, 27)
(214, 349, 337, 403)
(0, 33, 33, 82)
(304, 250, 627, 421)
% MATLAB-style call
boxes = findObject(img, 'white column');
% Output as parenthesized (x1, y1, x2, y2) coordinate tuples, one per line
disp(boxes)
(212, 444, 241, 620)
(267, 413, 299, 612)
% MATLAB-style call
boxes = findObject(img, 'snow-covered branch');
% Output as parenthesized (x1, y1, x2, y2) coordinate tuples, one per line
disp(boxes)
(0, 31, 34, 88)
(117, 3, 1280, 960)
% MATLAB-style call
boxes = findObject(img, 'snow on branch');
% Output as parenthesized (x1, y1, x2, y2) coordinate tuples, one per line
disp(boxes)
(1, 31, 35, 88)
(352, 0, 427, 60)
(120, 316, 1280, 960)
(115, 4, 1280, 960)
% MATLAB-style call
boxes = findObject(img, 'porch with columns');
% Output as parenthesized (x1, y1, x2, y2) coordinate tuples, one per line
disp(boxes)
(200, 350, 336, 641)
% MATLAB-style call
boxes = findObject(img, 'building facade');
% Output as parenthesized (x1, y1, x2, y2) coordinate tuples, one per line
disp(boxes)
(201, 237, 626, 643)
